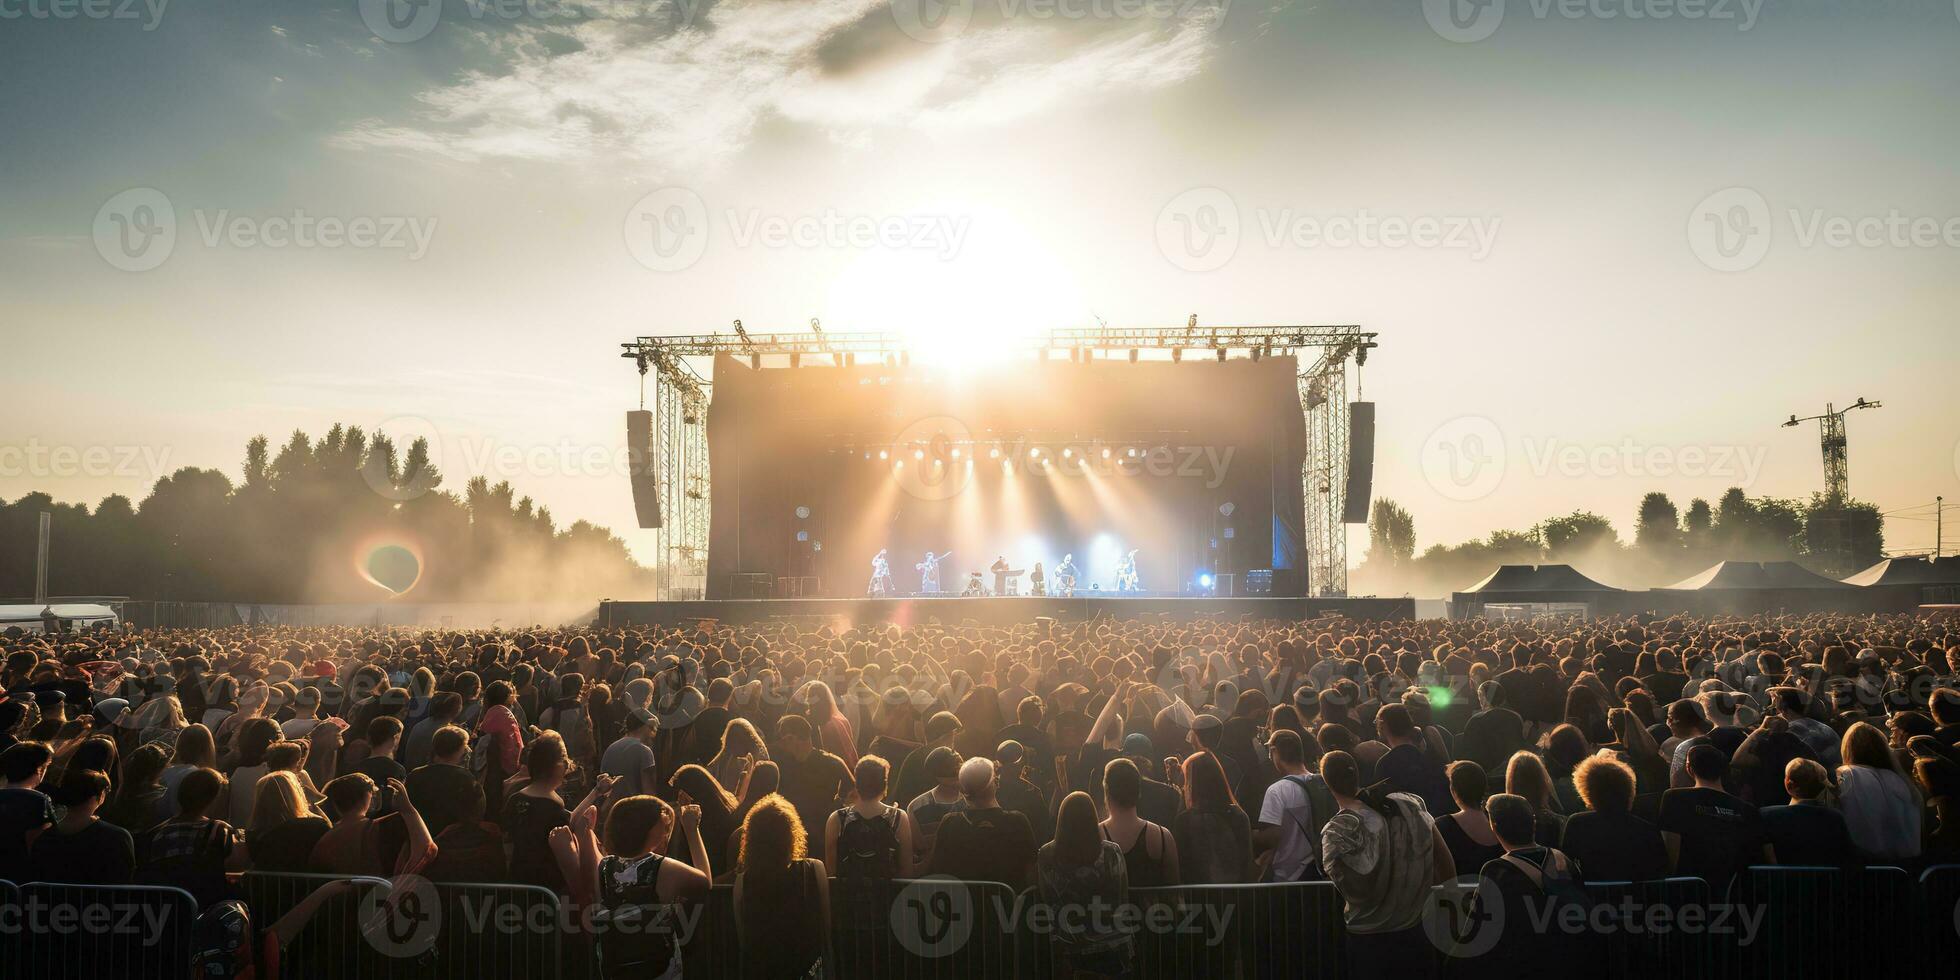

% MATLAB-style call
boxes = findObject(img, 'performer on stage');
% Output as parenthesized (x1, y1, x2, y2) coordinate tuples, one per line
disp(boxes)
(990, 555, 1012, 595)
(868, 549, 895, 597)
(1114, 549, 1142, 593)
(1029, 562, 1046, 596)
(916, 550, 950, 593)
(1056, 554, 1079, 597)
(962, 571, 986, 596)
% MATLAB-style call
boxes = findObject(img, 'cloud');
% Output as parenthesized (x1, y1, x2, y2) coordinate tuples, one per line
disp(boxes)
(335, 0, 1225, 172)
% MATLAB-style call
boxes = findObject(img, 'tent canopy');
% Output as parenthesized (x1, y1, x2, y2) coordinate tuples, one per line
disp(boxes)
(1459, 564, 1624, 595)
(1662, 561, 1850, 592)
(1842, 556, 1960, 588)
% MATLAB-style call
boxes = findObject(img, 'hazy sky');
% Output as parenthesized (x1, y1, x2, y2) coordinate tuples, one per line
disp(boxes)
(4, 0, 1958, 581)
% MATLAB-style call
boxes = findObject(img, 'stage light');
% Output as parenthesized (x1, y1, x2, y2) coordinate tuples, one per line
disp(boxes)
(913, 448, 924, 460)
(878, 449, 889, 460)
(893, 460, 903, 470)
(1063, 448, 1074, 460)
(990, 447, 1002, 460)
(1101, 448, 1111, 459)
(1200, 573, 1214, 588)
(1029, 448, 1040, 459)
(951, 447, 961, 458)
(862, 450, 871, 460)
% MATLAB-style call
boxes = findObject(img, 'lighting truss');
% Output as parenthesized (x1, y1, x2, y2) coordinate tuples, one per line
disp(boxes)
(622, 323, 1377, 597)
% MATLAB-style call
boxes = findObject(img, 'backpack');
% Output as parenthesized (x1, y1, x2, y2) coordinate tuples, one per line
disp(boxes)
(594, 853, 679, 979)
(189, 900, 259, 980)
(833, 805, 901, 928)
(467, 728, 498, 777)
(1270, 774, 1334, 881)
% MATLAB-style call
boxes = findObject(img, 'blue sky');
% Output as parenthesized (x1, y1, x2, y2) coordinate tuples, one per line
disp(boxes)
(3, 0, 1958, 568)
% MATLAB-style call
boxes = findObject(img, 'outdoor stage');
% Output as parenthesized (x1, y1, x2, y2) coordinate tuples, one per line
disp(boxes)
(597, 595, 1414, 627)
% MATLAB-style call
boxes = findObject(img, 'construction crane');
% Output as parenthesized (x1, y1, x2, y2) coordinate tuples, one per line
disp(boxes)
(1782, 397, 1881, 503)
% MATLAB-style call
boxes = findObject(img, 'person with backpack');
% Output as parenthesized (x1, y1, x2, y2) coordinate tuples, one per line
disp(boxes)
(824, 755, 914, 977)
(1468, 794, 1598, 979)
(473, 680, 524, 819)
(1036, 791, 1133, 980)
(569, 794, 712, 980)
(1254, 730, 1328, 882)
(189, 878, 353, 980)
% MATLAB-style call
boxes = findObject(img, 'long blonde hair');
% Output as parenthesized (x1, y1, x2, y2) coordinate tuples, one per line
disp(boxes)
(250, 769, 322, 835)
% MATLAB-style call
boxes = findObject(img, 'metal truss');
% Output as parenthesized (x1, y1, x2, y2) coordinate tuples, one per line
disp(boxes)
(623, 322, 1377, 597)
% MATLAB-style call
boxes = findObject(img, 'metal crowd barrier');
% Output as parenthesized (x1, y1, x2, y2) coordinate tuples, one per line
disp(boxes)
(1011, 881, 1346, 980)
(426, 880, 566, 980)
(1917, 864, 1960, 974)
(15, 881, 199, 980)
(238, 871, 395, 980)
(1582, 876, 1718, 980)
(1730, 865, 1913, 980)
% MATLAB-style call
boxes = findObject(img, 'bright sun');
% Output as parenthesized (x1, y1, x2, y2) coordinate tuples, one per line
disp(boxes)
(824, 205, 1088, 370)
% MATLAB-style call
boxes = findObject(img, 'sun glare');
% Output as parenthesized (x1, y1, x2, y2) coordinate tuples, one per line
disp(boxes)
(824, 207, 1086, 371)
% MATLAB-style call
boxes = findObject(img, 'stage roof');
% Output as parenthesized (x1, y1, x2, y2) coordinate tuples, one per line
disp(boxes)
(1662, 561, 1851, 592)
(1458, 564, 1625, 594)
(1842, 556, 1960, 588)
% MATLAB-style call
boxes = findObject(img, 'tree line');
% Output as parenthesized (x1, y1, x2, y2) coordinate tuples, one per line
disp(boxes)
(0, 425, 652, 603)
(1355, 489, 1886, 597)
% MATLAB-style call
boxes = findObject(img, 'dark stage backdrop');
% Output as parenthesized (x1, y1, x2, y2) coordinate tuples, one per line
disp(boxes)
(704, 353, 1306, 598)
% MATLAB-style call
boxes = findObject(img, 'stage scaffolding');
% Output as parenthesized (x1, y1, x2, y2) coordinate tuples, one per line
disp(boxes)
(623, 323, 1378, 598)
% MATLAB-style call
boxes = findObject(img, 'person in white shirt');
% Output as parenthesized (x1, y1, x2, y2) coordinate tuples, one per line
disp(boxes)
(1254, 730, 1321, 882)
(1836, 722, 1921, 862)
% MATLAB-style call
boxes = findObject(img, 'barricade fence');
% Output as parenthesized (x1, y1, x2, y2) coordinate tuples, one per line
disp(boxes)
(3, 866, 1960, 979)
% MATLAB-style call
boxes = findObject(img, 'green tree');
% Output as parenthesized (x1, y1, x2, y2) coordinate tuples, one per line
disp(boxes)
(1635, 492, 1681, 553)
(1539, 511, 1619, 560)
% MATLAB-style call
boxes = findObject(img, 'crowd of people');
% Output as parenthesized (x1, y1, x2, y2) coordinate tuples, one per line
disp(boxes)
(1, 609, 1958, 978)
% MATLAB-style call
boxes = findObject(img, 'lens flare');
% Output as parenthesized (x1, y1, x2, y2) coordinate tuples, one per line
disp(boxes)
(356, 539, 424, 597)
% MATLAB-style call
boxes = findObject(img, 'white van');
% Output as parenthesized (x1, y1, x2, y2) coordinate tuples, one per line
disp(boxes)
(0, 603, 121, 634)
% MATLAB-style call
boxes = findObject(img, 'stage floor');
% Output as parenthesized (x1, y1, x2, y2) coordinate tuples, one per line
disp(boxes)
(599, 595, 1414, 627)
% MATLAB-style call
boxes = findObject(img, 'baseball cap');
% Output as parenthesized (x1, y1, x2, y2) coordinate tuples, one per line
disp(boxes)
(1121, 733, 1154, 758)
(925, 710, 963, 742)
